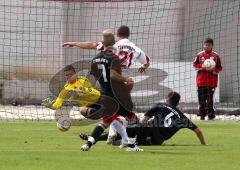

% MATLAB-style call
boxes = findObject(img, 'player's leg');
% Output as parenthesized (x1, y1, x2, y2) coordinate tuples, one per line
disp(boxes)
(134, 127, 151, 145)
(80, 94, 119, 120)
(106, 80, 134, 146)
(80, 132, 121, 142)
(80, 95, 119, 151)
(109, 117, 128, 148)
(106, 120, 118, 144)
(119, 111, 143, 151)
(197, 87, 207, 120)
(110, 81, 143, 151)
(126, 131, 144, 151)
(112, 98, 143, 151)
(150, 127, 165, 145)
(107, 107, 142, 151)
(206, 87, 216, 120)
(81, 117, 111, 151)
(107, 81, 133, 147)
(79, 133, 89, 140)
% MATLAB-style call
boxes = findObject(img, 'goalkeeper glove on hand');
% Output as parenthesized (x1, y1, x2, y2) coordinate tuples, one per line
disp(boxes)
(41, 97, 56, 109)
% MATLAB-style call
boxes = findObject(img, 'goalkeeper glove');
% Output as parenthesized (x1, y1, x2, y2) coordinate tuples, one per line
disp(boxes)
(41, 97, 56, 110)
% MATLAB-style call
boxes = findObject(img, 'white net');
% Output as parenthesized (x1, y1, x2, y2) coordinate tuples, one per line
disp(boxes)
(0, 0, 239, 121)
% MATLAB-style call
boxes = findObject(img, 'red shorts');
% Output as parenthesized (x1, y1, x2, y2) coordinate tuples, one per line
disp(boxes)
(102, 114, 124, 125)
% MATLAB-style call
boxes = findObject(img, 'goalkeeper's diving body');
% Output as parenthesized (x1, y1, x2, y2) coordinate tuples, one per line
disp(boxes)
(42, 65, 119, 120)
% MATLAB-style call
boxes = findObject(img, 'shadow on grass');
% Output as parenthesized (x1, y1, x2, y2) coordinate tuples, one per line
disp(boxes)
(162, 143, 202, 147)
(143, 149, 191, 155)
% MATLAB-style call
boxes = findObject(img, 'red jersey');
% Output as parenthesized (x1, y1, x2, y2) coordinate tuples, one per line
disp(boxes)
(193, 50, 222, 87)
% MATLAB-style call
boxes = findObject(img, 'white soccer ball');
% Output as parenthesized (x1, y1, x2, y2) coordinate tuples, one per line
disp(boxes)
(57, 116, 71, 132)
(203, 59, 216, 71)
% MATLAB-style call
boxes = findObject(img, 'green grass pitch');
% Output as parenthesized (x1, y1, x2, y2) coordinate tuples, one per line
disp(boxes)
(0, 121, 239, 170)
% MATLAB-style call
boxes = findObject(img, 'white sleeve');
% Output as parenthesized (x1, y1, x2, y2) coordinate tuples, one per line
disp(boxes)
(134, 46, 150, 65)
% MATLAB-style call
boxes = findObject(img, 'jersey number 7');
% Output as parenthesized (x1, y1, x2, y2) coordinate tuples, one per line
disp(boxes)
(97, 64, 108, 82)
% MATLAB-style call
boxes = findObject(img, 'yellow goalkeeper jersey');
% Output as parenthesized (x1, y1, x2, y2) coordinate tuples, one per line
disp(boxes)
(52, 76, 100, 109)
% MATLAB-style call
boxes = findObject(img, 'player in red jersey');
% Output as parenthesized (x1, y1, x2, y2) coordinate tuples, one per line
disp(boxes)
(193, 38, 222, 120)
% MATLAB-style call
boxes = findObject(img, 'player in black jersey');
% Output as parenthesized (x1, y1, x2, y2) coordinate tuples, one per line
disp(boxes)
(139, 91, 206, 145)
(81, 33, 143, 151)
(81, 91, 206, 146)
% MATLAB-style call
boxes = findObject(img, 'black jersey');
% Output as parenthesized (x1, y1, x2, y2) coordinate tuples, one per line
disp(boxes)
(91, 52, 122, 95)
(144, 103, 198, 141)
(90, 52, 133, 117)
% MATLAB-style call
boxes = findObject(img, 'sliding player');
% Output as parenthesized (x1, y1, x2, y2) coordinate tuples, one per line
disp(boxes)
(80, 92, 206, 146)
(140, 91, 206, 145)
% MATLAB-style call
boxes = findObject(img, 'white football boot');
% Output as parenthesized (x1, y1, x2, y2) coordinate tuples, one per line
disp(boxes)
(126, 138, 144, 152)
(81, 144, 91, 151)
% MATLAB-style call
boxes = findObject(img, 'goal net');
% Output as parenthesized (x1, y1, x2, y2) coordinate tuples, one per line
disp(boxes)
(0, 0, 239, 121)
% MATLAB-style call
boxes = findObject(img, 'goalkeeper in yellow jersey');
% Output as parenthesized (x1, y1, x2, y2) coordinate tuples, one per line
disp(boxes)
(42, 65, 118, 120)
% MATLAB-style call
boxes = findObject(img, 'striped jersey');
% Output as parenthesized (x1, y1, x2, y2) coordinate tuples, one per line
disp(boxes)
(96, 38, 150, 69)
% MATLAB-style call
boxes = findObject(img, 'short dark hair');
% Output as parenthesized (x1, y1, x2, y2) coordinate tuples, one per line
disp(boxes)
(204, 38, 214, 45)
(64, 65, 76, 73)
(117, 25, 130, 38)
(167, 91, 181, 107)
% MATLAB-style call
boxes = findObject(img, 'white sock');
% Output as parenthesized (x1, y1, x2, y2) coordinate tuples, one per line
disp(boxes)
(88, 136, 95, 144)
(111, 120, 128, 144)
(128, 137, 136, 144)
(108, 123, 116, 137)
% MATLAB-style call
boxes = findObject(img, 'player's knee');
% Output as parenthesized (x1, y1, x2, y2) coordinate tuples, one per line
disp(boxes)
(100, 122, 109, 129)
(102, 117, 113, 127)
(79, 107, 88, 116)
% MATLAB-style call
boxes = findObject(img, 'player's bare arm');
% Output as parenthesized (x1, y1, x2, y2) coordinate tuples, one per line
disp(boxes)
(62, 29, 112, 49)
(135, 48, 150, 73)
(194, 127, 206, 145)
(62, 41, 97, 49)
(141, 115, 150, 123)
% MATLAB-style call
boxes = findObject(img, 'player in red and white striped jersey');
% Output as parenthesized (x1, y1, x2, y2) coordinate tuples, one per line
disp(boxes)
(63, 25, 150, 73)
(96, 26, 150, 72)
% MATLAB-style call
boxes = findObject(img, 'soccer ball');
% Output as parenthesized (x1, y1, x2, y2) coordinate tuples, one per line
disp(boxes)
(203, 59, 216, 71)
(57, 116, 71, 132)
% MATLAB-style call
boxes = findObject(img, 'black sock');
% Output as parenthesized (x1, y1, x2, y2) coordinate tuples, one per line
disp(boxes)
(98, 133, 121, 141)
(126, 127, 140, 148)
(97, 133, 108, 141)
(126, 127, 138, 138)
(86, 141, 93, 147)
(90, 124, 105, 142)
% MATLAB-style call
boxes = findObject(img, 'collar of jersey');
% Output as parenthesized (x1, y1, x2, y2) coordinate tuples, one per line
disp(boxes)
(117, 38, 129, 44)
(204, 49, 212, 54)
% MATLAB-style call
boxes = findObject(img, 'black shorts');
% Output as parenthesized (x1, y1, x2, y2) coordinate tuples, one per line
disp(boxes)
(86, 95, 119, 120)
(102, 81, 134, 117)
(135, 127, 165, 145)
